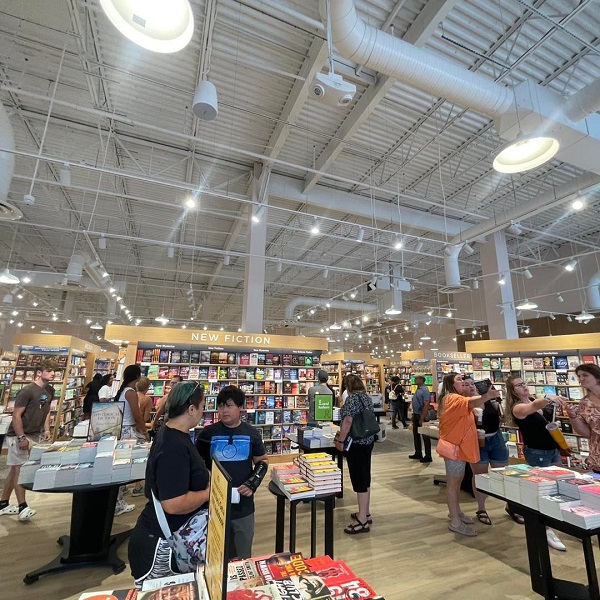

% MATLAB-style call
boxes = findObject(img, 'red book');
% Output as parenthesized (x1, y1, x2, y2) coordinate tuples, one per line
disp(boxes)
(325, 577, 379, 600)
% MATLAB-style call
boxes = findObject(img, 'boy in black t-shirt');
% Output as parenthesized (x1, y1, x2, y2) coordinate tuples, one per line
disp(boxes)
(196, 385, 268, 559)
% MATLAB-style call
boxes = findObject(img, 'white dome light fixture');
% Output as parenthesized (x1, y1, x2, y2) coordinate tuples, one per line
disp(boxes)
(0, 268, 20, 285)
(516, 299, 538, 310)
(99, 0, 195, 54)
(493, 134, 559, 173)
(90, 322, 104, 330)
(330, 322, 342, 330)
(575, 311, 595, 322)
(385, 305, 402, 315)
(155, 314, 170, 325)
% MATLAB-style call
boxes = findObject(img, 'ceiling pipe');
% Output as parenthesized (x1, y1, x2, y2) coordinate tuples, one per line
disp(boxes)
(587, 271, 600, 311)
(0, 101, 15, 202)
(441, 244, 465, 293)
(284, 297, 377, 321)
(564, 79, 600, 122)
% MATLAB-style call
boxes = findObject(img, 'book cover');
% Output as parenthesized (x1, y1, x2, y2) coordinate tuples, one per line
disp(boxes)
(189, 366, 200, 380)
(240, 353, 250, 366)
(181, 350, 190, 363)
(190, 351, 200, 364)
(209, 351, 219, 364)
(168, 366, 180, 377)
(288, 574, 332, 599)
(159, 349, 170, 363)
(218, 352, 228, 365)
(208, 366, 218, 380)
(556, 372, 568, 384)
(510, 357, 522, 370)
(250, 353, 259, 366)
(265, 411, 275, 425)
(533, 358, 544, 370)
(481, 358, 491, 370)
(179, 366, 190, 379)
(523, 357, 534, 369)
(472, 358, 483, 370)
(567, 356, 580, 369)
(158, 366, 169, 379)
(258, 353, 266, 365)
(228, 584, 281, 599)
(554, 356, 569, 370)
(200, 351, 211, 364)
(171, 350, 181, 364)
(282, 354, 292, 366)
(524, 371, 535, 384)
(535, 372, 546, 385)
(546, 372, 557, 385)
(543, 357, 553, 369)
(564, 435, 579, 452)
(568, 372, 579, 386)
(569, 387, 583, 399)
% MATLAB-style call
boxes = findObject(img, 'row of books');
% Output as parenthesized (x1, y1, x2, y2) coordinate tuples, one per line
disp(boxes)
(12, 368, 66, 382)
(271, 453, 342, 499)
(19, 437, 150, 489)
(472, 356, 581, 371)
(245, 409, 308, 426)
(136, 348, 321, 367)
(476, 465, 600, 528)
(16, 353, 69, 368)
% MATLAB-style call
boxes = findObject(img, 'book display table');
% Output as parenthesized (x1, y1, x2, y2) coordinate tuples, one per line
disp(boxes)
(268, 481, 335, 559)
(480, 487, 600, 600)
(22, 480, 137, 584)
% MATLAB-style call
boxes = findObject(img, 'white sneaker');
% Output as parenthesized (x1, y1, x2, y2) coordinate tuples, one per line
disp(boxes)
(115, 501, 135, 516)
(18, 507, 36, 522)
(546, 529, 566, 551)
(0, 504, 19, 516)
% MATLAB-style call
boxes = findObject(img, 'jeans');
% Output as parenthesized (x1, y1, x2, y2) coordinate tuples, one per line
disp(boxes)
(523, 446, 562, 467)
(391, 400, 406, 426)
(412, 413, 431, 458)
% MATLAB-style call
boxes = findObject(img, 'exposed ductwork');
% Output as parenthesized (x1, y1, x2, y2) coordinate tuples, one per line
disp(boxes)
(439, 244, 469, 294)
(328, 0, 600, 175)
(284, 296, 377, 321)
(587, 271, 600, 311)
(66, 253, 87, 284)
(0, 101, 15, 202)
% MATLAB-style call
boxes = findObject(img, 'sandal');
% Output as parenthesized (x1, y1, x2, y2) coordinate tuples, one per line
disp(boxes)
(505, 506, 525, 524)
(476, 510, 492, 526)
(344, 519, 370, 535)
(448, 512, 475, 525)
(449, 521, 478, 537)
(351, 512, 373, 524)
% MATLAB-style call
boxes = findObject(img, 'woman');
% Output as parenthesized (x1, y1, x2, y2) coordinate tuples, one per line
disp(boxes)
(465, 377, 510, 526)
(115, 365, 148, 441)
(505, 375, 567, 551)
(97, 373, 115, 402)
(334, 374, 375, 534)
(128, 381, 210, 584)
(438, 372, 500, 537)
(132, 376, 154, 497)
(562, 364, 600, 472)
(389, 375, 406, 429)
(82, 373, 102, 420)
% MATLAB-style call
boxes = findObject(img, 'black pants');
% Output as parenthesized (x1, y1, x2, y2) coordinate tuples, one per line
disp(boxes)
(391, 400, 407, 427)
(412, 413, 432, 458)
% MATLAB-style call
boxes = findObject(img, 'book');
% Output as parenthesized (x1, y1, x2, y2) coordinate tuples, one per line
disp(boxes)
(228, 584, 281, 599)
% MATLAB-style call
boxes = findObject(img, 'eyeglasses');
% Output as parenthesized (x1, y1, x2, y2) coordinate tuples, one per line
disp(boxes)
(514, 382, 528, 388)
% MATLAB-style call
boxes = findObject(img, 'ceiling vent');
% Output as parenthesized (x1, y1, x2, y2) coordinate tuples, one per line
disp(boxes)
(0, 199, 23, 221)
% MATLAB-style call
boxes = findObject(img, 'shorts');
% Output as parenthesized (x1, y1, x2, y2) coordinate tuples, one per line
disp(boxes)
(6, 435, 37, 467)
(121, 425, 147, 442)
(523, 446, 561, 467)
(477, 431, 509, 465)
(444, 458, 466, 477)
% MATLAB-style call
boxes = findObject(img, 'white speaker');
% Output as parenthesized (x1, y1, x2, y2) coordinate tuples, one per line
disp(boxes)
(193, 80, 218, 121)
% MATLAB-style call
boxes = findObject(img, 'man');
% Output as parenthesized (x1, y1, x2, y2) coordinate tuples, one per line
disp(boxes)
(389, 376, 406, 429)
(196, 385, 268, 559)
(409, 376, 433, 463)
(307, 370, 334, 421)
(149, 374, 183, 432)
(0, 359, 57, 521)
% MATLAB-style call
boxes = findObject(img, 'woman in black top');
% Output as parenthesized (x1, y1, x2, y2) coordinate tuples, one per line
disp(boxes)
(128, 381, 210, 583)
(505, 375, 567, 551)
(82, 373, 102, 420)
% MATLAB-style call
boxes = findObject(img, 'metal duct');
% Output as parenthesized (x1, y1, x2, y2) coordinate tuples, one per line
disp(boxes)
(284, 296, 377, 320)
(66, 253, 87, 283)
(565, 79, 600, 122)
(587, 271, 600, 311)
(440, 244, 469, 294)
(0, 102, 15, 202)
(328, 0, 513, 118)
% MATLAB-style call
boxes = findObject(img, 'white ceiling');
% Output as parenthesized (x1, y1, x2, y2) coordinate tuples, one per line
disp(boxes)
(1, 0, 599, 353)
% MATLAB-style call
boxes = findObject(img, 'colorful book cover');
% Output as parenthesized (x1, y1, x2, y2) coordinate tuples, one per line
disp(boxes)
(147, 364, 159, 380)
(209, 351, 220, 364)
(543, 357, 553, 369)
(218, 352, 229, 365)
(158, 349, 170, 363)
(568, 372, 579, 385)
(227, 584, 281, 599)
(510, 356, 522, 370)
(168, 366, 180, 377)
(240, 353, 251, 366)
(556, 372, 568, 384)
(481, 358, 491, 370)
(189, 366, 200, 379)
(554, 356, 568, 370)
(179, 366, 190, 379)
(171, 350, 181, 364)
(582, 356, 597, 365)
(180, 350, 190, 363)
(567, 356, 580, 369)
(190, 351, 200, 364)
(200, 351, 211, 363)
(250, 353, 259, 366)
(522, 357, 534, 369)
(258, 353, 266, 365)
(288, 574, 331, 599)
(546, 372, 557, 385)
(228, 352, 237, 365)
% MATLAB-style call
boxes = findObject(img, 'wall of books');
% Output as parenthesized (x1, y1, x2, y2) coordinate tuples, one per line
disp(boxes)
(135, 344, 324, 457)
(0, 351, 17, 408)
(320, 353, 386, 399)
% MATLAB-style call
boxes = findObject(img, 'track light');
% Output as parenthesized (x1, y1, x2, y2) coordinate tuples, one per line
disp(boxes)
(310, 218, 320, 235)
(415, 241, 424, 253)
(564, 259, 577, 272)
(522, 269, 533, 279)
(323, 268, 329, 279)
(506, 222, 523, 236)
(223, 254, 230, 266)
(472, 279, 479, 290)
(356, 227, 364, 243)
(557, 294, 564, 303)
(463, 243, 475, 256)
(549, 314, 556, 320)
(498, 275, 506, 285)
(567, 315, 573, 322)
(277, 260, 282, 273)
(394, 235, 403, 250)
(350, 290, 356, 299)
(167, 245, 175, 258)
(251, 205, 265, 223)
(98, 236, 106, 250)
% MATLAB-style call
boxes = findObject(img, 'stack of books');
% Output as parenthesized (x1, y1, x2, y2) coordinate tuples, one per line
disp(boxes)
(19, 460, 41, 486)
(529, 466, 576, 480)
(271, 463, 301, 483)
(503, 470, 533, 503)
(539, 494, 580, 520)
(561, 504, 600, 529)
(92, 452, 115, 485)
(519, 476, 558, 510)
(579, 484, 600, 511)
(74, 462, 94, 486)
(297, 456, 342, 496)
(79, 441, 98, 463)
(131, 457, 148, 481)
(270, 462, 315, 500)
(558, 477, 595, 499)
(474, 473, 491, 492)
(55, 464, 78, 487)
(488, 467, 509, 496)
(111, 459, 132, 483)
(33, 464, 60, 490)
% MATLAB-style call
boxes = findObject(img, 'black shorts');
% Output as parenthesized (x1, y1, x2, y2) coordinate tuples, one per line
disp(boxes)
(128, 523, 176, 582)
(346, 441, 374, 493)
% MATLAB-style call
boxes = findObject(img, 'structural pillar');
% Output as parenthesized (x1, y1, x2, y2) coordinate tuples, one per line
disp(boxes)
(242, 163, 270, 333)
(480, 230, 519, 339)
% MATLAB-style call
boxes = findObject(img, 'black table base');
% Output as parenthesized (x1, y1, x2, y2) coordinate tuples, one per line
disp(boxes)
(23, 483, 132, 584)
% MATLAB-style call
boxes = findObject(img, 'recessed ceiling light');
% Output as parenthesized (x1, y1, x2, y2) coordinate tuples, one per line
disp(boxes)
(184, 196, 197, 209)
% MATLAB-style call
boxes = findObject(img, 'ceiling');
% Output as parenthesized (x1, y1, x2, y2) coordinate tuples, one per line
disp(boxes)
(1, 0, 600, 355)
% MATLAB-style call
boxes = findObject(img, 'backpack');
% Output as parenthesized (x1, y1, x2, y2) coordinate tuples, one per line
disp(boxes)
(389, 385, 403, 401)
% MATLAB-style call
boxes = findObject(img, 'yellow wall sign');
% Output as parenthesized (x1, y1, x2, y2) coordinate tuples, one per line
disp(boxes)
(204, 458, 232, 600)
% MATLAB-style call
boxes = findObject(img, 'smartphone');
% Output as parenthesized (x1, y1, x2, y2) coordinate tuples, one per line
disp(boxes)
(474, 379, 492, 395)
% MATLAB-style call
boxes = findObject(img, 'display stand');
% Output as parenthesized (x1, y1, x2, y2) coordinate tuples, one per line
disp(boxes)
(320, 352, 387, 398)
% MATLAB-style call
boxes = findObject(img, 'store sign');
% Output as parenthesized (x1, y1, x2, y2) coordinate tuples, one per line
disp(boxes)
(191, 332, 271, 345)
(433, 351, 472, 361)
(20, 345, 69, 353)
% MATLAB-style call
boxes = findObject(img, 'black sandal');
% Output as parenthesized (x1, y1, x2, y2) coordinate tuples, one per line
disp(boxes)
(505, 506, 525, 524)
(351, 512, 373, 524)
(476, 510, 492, 525)
(344, 519, 370, 534)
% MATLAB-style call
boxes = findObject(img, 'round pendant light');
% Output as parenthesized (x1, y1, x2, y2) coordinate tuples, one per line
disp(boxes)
(493, 134, 559, 174)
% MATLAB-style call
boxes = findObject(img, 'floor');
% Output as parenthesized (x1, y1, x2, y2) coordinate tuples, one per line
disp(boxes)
(0, 425, 594, 599)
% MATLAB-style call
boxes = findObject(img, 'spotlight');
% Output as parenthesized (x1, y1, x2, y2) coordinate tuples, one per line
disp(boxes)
(310, 218, 320, 235)
(567, 315, 573, 322)
(394, 235, 403, 250)
(192, 79, 218, 121)
(498, 275, 506, 285)
(350, 290, 357, 299)
(557, 294, 564, 303)
(572, 199, 585, 211)
(356, 227, 364, 243)
(463, 243, 475, 256)
(223, 254, 230, 266)
(98, 236, 107, 250)
(22, 276, 31, 284)
(564, 259, 577, 272)
(184, 196, 197, 209)
(549, 314, 556, 320)
(522, 269, 533, 279)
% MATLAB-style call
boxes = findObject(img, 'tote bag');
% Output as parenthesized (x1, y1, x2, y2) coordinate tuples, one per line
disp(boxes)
(349, 395, 380, 440)
(152, 491, 208, 573)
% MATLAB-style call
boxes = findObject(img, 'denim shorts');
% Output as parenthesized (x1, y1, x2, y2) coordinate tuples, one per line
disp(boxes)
(478, 430, 509, 465)
(523, 446, 561, 467)
(444, 458, 466, 477)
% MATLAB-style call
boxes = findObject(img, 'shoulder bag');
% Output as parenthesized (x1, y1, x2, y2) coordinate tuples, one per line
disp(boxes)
(151, 491, 208, 573)
(436, 421, 471, 461)
(349, 395, 380, 440)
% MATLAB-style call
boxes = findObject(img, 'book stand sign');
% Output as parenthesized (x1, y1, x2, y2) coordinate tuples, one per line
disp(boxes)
(87, 401, 124, 441)
(314, 393, 333, 422)
(201, 457, 232, 600)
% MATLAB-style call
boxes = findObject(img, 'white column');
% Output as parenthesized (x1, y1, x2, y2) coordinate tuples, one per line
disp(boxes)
(242, 163, 269, 333)
(480, 230, 519, 339)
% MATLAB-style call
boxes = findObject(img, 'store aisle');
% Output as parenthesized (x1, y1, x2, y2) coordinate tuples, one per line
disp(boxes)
(0, 444, 587, 600)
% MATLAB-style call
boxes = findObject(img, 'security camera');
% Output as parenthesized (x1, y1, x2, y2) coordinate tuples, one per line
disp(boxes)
(311, 72, 356, 107)
(23, 194, 35, 205)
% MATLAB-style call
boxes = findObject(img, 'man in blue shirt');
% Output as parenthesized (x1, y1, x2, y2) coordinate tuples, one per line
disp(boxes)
(409, 376, 432, 463)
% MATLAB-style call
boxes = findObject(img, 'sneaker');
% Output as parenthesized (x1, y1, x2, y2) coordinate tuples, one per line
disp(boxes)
(18, 507, 36, 522)
(546, 529, 566, 551)
(131, 487, 145, 497)
(0, 504, 19, 516)
(115, 501, 135, 516)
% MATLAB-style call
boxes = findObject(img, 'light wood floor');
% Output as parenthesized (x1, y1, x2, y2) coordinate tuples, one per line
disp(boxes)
(0, 428, 595, 599)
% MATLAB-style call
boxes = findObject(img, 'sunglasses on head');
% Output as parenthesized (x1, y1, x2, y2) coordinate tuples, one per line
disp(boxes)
(185, 381, 201, 405)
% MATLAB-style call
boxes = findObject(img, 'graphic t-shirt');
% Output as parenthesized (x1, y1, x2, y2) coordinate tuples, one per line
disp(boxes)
(7, 383, 55, 436)
(196, 421, 266, 519)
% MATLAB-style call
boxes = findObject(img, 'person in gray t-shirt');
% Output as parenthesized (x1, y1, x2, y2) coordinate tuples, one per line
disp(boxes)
(409, 376, 432, 462)
(307, 370, 334, 421)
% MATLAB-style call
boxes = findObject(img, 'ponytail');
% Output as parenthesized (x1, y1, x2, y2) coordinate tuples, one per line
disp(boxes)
(115, 364, 142, 402)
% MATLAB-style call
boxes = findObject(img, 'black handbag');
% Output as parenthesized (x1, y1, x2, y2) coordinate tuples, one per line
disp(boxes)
(350, 395, 380, 440)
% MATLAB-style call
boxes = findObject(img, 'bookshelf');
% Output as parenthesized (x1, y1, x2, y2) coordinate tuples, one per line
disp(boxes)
(320, 353, 386, 399)
(0, 351, 17, 409)
(93, 355, 116, 376)
(135, 346, 323, 456)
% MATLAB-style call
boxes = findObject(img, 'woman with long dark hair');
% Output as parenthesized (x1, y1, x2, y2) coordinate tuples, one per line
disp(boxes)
(115, 364, 147, 441)
(82, 373, 103, 420)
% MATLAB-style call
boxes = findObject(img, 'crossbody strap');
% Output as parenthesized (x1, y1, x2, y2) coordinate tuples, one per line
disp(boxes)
(151, 490, 172, 540)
